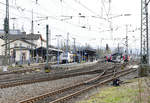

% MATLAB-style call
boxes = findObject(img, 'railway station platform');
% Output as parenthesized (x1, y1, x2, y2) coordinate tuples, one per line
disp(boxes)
(51, 61, 98, 70)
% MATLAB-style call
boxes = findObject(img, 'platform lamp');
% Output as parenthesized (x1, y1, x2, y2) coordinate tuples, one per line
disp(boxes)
(56, 35, 62, 65)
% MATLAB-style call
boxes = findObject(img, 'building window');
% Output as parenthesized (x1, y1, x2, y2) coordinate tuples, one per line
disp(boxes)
(14, 43, 17, 47)
(20, 43, 22, 47)
(22, 52, 26, 61)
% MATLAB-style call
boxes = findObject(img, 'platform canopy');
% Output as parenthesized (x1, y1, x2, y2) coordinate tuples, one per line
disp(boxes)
(34, 46, 63, 57)
(77, 48, 96, 56)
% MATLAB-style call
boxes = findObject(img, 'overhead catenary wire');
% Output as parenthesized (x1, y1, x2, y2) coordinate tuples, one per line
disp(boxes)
(107, 0, 112, 16)
(0, 0, 114, 44)
(101, 0, 110, 19)
(0, 1, 107, 30)
(0, 1, 86, 30)
(0, 1, 46, 17)
(73, 0, 100, 16)
(0, 3, 27, 22)
(0, 0, 113, 27)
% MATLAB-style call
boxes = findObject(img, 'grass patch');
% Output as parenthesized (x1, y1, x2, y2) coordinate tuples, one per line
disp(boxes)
(78, 78, 148, 103)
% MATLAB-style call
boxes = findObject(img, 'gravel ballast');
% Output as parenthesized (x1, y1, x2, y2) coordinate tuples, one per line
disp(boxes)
(0, 62, 116, 103)
(0, 74, 98, 103)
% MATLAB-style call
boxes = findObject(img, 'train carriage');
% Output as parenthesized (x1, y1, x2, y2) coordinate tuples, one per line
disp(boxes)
(60, 52, 74, 64)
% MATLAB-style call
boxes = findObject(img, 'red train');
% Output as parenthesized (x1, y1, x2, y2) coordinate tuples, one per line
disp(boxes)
(105, 53, 130, 63)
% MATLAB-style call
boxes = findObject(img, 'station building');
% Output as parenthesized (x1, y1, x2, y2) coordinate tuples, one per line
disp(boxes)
(0, 30, 97, 65)
(0, 30, 62, 65)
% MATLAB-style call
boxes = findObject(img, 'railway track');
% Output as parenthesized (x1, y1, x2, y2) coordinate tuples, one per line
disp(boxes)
(0, 67, 40, 76)
(0, 62, 118, 88)
(0, 67, 106, 89)
(0, 65, 43, 76)
(18, 67, 137, 103)
(0, 61, 115, 76)
(0, 62, 57, 76)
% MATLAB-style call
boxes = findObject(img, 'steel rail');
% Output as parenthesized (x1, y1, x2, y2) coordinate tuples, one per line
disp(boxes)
(49, 69, 137, 103)
(0, 67, 106, 89)
(18, 71, 106, 103)
(18, 68, 135, 103)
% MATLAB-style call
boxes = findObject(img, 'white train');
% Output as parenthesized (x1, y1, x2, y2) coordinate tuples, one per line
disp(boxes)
(60, 52, 74, 63)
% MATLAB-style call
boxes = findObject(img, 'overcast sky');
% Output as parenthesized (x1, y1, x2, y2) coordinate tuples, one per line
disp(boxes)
(0, 0, 141, 50)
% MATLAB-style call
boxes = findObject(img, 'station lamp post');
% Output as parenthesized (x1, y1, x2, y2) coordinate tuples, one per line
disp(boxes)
(72, 37, 76, 62)
(45, 24, 49, 69)
(56, 35, 62, 65)
(76, 42, 81, 63)
(65, 33, 69, 64)
(78, 45, 81, 63)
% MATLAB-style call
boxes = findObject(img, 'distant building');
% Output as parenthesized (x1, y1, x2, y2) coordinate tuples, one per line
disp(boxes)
(0, 31, 64, 65)
(0, 32, 46, 64)
(0, 28, 68, 65)
(1, 39, 36, 63)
